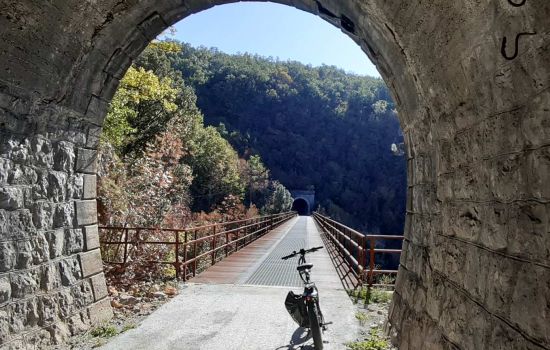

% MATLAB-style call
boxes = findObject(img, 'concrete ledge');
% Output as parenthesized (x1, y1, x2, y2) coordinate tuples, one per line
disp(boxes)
(104, 49, 132, 79)
(122, 29, 149, 60)
(83, 224, 100, 251)
(88, 297, 113, 325)
(86, 126, 102, 149)
(138, 13, 168, 40)
(79, 249, 103, 278)
(90, 273, 108, 301)
(75, 200, 98, 226)
(75, 148, 98, 174)
(82, 175, 97, 200)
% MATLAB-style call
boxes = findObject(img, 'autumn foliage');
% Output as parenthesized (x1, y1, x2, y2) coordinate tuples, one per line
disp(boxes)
(97, 42, 293, 284)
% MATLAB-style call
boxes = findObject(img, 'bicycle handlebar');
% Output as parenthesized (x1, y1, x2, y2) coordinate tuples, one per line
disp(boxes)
(281, 246, 323, 260)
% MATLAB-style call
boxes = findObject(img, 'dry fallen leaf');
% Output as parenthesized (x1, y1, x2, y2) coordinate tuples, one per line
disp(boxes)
(108, 286, 119, 297)
(111, 300, 123, 309)
(164, 286, 177, 296)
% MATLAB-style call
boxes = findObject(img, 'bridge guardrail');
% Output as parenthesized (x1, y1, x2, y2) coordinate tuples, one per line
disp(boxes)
(99, 212, 297, 280)
(313, 212, 403, 289)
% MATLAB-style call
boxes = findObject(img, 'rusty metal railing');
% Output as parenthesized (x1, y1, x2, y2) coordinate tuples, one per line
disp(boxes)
(313, 212, 403, 289)
(99, 212, 297, 280)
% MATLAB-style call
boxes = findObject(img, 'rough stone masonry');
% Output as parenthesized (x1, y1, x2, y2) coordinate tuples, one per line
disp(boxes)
(0, 0, 549, 349)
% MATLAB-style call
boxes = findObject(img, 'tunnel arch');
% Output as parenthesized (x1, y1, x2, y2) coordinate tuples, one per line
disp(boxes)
(1, 0, 549, 349)
(291, 198, 310, 216)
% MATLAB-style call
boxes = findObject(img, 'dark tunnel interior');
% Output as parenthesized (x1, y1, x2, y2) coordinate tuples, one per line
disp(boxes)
(291, 198, 310, 216)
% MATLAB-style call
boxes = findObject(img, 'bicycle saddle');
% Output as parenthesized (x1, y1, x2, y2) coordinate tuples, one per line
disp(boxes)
(297, 263, 314, 271)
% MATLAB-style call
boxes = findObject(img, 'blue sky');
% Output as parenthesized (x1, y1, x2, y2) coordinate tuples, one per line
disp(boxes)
(169, 2, 380, 77)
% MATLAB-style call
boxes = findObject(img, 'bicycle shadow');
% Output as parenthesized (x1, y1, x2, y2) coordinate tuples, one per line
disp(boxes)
(275, 327, 315, 350)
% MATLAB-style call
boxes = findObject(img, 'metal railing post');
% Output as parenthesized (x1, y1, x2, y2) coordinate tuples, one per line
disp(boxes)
(182, 231, 188, 281)
(211, 225, 217, 266)
(368, 237, 375, 288)
(244, 221, 249, 245)
(360, 235, 366, 282)
(123, 228, 129, 267)
(193, 230, 198, 277)
(174, 230, 180, 279)
(225, 230, 229, 257)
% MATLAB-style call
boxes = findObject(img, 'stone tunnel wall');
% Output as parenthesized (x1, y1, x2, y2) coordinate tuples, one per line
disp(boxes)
(384, 1, 550, 348)
(0, 0, 549, 349)
(0, 97, 112, 348)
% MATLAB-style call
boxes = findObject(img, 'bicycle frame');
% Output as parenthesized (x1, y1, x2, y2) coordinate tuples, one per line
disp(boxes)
(283, 246, 327, 349)
(298, 254, 311, 284)
(298, 253, 318, 300)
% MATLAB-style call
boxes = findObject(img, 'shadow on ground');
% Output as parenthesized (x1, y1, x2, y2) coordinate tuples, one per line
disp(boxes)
(275, 327, 323, 350)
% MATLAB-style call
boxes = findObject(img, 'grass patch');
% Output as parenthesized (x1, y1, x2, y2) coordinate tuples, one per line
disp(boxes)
(350, 287, 393, 304)
(346, 328, 389, 350)
(92, 339, 106, 348)
(369, 289, 393, 304)
(377, 274, 396, 286)
(122, 323, 136, 332)
(91, 324, 118, 338)
(355, 311, 369, 326)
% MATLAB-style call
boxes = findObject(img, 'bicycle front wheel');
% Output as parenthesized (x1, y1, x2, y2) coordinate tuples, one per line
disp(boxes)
(307, 301, 323, 349)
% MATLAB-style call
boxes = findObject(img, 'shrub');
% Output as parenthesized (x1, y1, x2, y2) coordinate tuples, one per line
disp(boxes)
(349, 287, 393, 304)
(355, 311, 369, 326)
(346, 329, 389, 350)
(91, 325, 118, 338)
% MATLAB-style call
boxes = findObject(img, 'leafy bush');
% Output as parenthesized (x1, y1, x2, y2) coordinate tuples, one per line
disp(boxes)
(355, 311, 369, 326)
(122, 324, 136, 333)
(350, 287, 393, 304)
(91, 325, 118, 338)
(346, 329, 389, 350)
(369, 289, 393, 304)
(377, 274, 396, 287)
(98, 42, 294, 287)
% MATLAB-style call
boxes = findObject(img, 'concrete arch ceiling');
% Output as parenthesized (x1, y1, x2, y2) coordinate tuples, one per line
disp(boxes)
(1, 0, 550, 348)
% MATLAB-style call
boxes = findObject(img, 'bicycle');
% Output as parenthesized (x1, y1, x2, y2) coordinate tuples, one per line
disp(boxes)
(282, 246, 330, 349)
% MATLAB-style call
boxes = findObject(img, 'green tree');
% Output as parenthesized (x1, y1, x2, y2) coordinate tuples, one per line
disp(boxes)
(245, 155, 270, 207)
(187, 126, 244, 211)
(102, 66, 179, 154)
(262, 181, 293, 214)
(372, 100, 388, 115)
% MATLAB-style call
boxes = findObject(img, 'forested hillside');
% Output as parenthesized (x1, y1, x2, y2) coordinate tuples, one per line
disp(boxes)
(97, 42, 293, 230)
(155, 42, 406, 234)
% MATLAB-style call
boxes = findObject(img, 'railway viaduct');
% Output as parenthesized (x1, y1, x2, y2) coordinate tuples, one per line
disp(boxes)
(0, 0, 549, 348)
